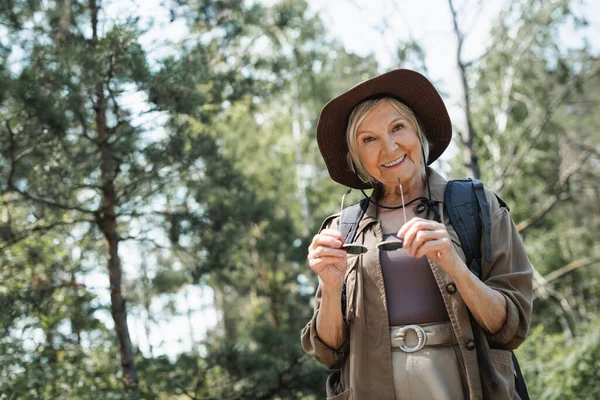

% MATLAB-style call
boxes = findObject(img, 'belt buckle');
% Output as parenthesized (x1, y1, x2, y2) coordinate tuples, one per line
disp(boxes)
(398, 324, 427, 353)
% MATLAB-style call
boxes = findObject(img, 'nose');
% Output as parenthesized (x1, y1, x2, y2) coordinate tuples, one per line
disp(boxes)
(382, 133, 398, 154)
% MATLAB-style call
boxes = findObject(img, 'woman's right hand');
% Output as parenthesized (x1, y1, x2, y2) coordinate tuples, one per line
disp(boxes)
(307, 229, 348, 290)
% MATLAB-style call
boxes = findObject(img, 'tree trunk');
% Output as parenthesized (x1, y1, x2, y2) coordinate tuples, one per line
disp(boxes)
(90, 0, 139, 395)
(448, 0, 481, 179)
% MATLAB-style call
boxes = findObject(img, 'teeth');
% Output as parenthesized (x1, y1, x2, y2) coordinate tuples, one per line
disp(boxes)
(383, 155, 406, 167)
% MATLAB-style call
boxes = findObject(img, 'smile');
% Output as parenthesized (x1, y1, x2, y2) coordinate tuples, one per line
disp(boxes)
(382, 154, 406, 168)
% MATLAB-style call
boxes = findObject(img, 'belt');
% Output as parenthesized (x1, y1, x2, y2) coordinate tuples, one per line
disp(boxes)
(390, 322, 458, 353)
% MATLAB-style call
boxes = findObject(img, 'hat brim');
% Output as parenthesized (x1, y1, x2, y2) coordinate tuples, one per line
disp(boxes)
(317, 69, 452, 189)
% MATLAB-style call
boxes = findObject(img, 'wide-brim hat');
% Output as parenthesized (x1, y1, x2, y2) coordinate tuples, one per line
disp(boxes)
(316, 69, 452, 189)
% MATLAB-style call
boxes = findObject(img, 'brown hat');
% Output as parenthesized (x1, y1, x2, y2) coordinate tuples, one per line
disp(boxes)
(316, 69, 452, 189)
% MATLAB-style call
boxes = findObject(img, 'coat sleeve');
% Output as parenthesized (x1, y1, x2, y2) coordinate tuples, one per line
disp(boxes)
(481, 188, 534, 350)
(300, 214, 350, 369)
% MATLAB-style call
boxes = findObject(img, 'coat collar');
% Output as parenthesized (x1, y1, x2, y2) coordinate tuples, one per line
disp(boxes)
(360, 167, 448, 225)
(426, 167, 449, 204)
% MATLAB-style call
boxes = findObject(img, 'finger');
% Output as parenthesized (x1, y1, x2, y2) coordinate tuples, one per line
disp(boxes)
(413, 238, 451, 259)
(396, 217, 422, 238)
(407, 230, 445, 257)
(315, 234, 344, 249)
(397, 217, 436, 240)
(401, 220, 441, 251)
(320, 229, 344, 240)
(309, 234, 343, 252)
(309, 245, 347, 259)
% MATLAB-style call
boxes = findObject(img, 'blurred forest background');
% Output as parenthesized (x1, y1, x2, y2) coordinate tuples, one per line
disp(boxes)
(0, 0, 599, 398)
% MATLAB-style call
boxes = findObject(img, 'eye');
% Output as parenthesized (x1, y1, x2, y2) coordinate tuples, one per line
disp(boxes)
(362, 136, 376, 144)
(392, 123, 404, 132)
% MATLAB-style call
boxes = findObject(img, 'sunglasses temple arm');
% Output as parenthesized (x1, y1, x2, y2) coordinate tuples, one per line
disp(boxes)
(398, 178, 407, 224)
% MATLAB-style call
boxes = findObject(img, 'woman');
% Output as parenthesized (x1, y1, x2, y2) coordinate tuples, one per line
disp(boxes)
(301, 69, 533, 400)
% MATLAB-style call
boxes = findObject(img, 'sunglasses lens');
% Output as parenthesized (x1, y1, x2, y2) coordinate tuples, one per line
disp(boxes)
(377, 240, 404, 252)
(342, 244, 368, 255)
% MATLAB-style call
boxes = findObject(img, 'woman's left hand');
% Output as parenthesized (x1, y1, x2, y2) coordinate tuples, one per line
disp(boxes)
(397, 217, 463, 275)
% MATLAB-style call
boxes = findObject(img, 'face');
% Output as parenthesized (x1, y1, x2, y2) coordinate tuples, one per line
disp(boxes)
(355, 101, 422, 191)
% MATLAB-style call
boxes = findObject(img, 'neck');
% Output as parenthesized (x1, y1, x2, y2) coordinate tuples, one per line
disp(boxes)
(378, 174, 427, 207)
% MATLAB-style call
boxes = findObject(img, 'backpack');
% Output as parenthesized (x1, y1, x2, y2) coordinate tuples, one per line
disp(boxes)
(339, 178, 529, 400)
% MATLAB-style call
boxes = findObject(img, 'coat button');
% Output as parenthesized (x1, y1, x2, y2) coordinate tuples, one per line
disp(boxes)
(466, 340, 476, 351)
(416, 203, 427, 214)
(446, 283, 457, 294)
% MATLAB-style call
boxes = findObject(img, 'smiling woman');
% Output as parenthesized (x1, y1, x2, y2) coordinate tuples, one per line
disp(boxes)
(346, 98, 430, 187)
(301, 69, 533, 400)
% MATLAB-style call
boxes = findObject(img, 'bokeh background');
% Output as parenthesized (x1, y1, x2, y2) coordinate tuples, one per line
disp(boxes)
(1, 0, 599, 398)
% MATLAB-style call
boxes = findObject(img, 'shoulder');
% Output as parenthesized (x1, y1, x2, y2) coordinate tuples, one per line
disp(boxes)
(479, 183, 510, 221)
(445, 178, 508, 211)
(319, 212, 341, 232)
(320, 197, 371, 233)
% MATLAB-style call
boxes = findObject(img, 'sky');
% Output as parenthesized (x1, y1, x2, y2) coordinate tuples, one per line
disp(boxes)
(308, 0, 600, 165)
(308, 0, 600, 84)
(65, 0, 600, 360)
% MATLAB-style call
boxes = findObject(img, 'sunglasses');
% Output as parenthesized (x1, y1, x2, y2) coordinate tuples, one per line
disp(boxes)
(340, 177, 407, 255)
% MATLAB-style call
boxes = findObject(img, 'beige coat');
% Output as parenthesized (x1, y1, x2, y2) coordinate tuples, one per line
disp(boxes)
(301, 169, 533, 400)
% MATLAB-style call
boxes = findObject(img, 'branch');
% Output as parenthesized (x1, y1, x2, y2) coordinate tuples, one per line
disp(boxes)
(448, 0, 480, 179)
(0, 218, 95, 250)
(448, 0, 463, 45)
(515, 151, 591, 233)
(516, 192, 568, 233)
(5, 121, 97, 214)
(118, 234, 168, 248)
(119, 231, 202, 265)
(494, 84, 575, 192)
(74, 106, 96, 142)
(465, 34, 503, 66)
(174, 383, 199, 400)
(490, 8, 541, 134)
(494, 29, 537, 135)
(540, 256, 600, 287)
(494, 60, 600, 192)
(8, 182, 97, 214)
(254, 356, 304, 400)
(106, 59, 128, 135)
(115, 164, 173, 201)
(532, 266, 576, 336)
(460, 0, 485, 42)
(117, 210, 173, 219)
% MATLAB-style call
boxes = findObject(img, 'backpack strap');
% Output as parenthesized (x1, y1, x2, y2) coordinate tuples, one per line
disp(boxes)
(472, 179, 492, 263)
(444, 179, 488, 278)
(339, 198, 370, 244)
(513, 352, 530, 400)
(445, 179, 498, 388)
(338, 198, 369, 321)
(444, 179, 529, 399)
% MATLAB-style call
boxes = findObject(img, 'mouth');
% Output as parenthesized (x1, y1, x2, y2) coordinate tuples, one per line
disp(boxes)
(382, 154, 406, 168)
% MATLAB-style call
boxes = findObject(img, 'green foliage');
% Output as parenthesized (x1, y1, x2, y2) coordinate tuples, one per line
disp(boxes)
(0, 0, 598, 397)
(518, 319, 600, 399)
(464, 0, 600, 396)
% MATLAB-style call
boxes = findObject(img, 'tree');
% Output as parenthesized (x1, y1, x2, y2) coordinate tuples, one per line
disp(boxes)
(156, 2, 380, 397)
(0, 0, 334, 396)
(3, 0, 597, 398)
(447, 0, 600, 396)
